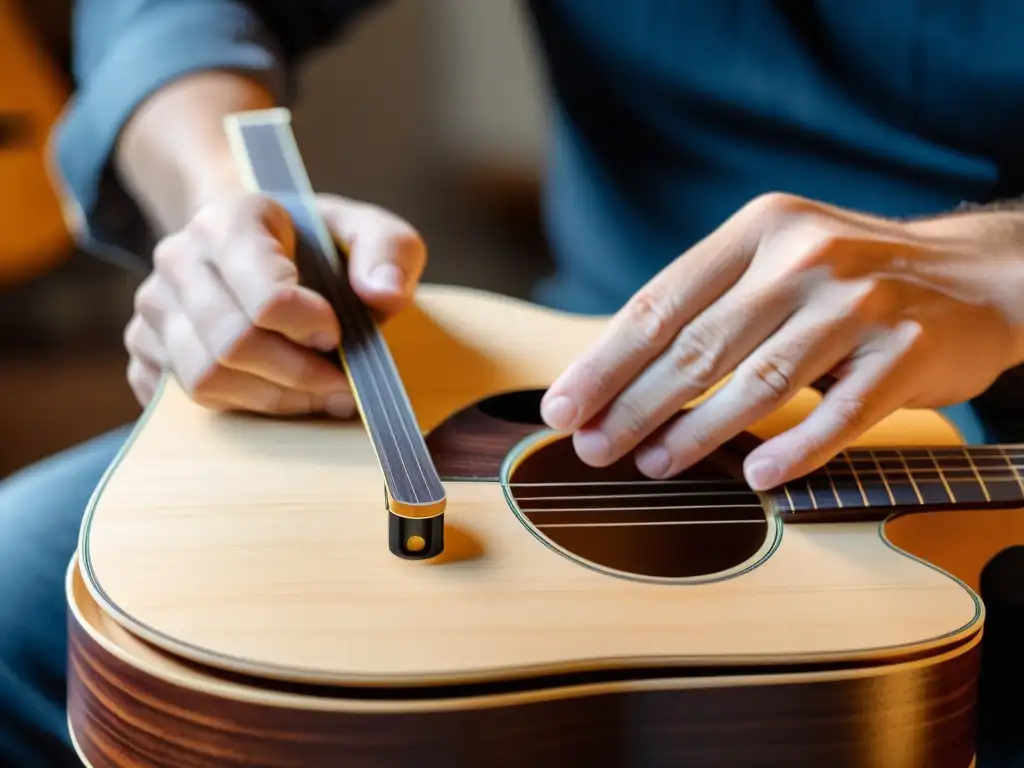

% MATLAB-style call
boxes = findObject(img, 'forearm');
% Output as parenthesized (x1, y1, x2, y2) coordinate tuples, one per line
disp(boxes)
(115, 70, 278, 236)
(53, 0, 377, 261)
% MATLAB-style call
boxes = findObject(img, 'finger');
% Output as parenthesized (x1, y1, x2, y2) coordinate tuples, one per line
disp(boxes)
(541, 193, 785, 432)
(161, 248, 350, 397)
(571, 278, 794, 468)
(318, 196, 427, 317)
(123, 313, 166, 406)
(195, 197, 341, 350)
(123, 313, 167, 371)
(161, 308, 355, 417)
(126, 356, 161, 406)
(741, 322, 924, 490)
(632, 295, 866, 479)
(134, 271, 179, 340)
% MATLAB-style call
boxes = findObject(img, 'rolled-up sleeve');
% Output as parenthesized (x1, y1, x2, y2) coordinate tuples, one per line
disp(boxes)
(51, 0, 376, 267)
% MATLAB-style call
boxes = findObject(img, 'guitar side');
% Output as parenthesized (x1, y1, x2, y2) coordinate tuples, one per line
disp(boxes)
(67, 556, 981, 768)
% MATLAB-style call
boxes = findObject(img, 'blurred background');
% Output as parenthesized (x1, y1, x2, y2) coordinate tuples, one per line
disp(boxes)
(1, 1, 553, 478)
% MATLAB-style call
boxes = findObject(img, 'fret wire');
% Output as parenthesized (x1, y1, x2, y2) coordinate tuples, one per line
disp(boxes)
(963, 446, 992, 503)
(897, 450, 924, 504)
(804, 478, 819, 510)
(868, 449, 896, 505)
(926, 448, 956, 503)
(822, 461, 843, 508)
(842, 449, 1024, 462)
(781, 484, 795, 512)
(809, 467, 1024, 478)
(842, 451, 868, 506)
(1000, 446, 1024, 496)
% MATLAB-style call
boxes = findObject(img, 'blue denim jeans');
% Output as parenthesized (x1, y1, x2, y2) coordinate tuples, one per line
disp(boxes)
(1, 401, 1022, 766)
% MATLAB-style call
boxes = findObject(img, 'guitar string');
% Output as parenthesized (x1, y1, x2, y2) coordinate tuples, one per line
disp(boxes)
(533, 520, 766, 529)
(332, 275, 435, 500)
(240, 122, 421, 501)
(506, 465, 1024, 488)
(268, 121, 436, 504)
(333, 275, 427, 502)
(294, 189, 430, 503)
(243, 121, 1024, 511)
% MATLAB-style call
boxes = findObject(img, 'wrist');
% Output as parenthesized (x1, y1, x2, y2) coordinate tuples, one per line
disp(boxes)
(115, 70, 276, 233)
(907, 211, 1024, 365)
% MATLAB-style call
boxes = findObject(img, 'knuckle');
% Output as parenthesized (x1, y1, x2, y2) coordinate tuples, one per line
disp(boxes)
(746, 355, 795, 403)
(624, 286, 674, 344)
(126, 359, 155, 404)
(849, 278, 902, 324)
(830, 394, 869, 432)
(391, 228, 427, 270)
(571, 357, 612, 401)
(133, 275, 161, 315)
(610, 397, 650, 440)
(213, 326, 252, 368)
(767, 217, 844, 276)
(123, 316, 144, 353)
(671, 319, 728, 389)
(151, 236, 179, 273)
(744, 191, 804, 222)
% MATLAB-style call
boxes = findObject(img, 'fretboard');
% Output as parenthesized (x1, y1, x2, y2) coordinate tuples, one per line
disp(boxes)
(774, 445, 1024, 521)
(224, 109, 446, 519)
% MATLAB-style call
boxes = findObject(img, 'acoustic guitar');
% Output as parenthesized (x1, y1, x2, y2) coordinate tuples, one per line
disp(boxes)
(67, 109, 1022, 767)
(0, 0, 71, 287)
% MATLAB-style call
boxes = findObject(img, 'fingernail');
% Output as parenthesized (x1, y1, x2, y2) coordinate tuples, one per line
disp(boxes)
(309, 332, 336, 352)
(636, 445, 671, 478)
(371, 263, 405, 293)
(542, 395, 577, 430)
(746, 458, 780, 490)
(325, 392, 354, 418)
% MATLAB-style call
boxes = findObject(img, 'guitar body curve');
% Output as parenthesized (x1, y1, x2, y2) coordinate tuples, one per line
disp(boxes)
(68, 284, 1012, 767)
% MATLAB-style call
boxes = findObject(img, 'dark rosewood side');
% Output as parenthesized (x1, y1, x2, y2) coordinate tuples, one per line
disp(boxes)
(67, 610, 979, 768)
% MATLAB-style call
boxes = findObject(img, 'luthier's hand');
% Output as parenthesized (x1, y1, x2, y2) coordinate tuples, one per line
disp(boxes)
(124, 192, 426, 415)
(541, 192, 1024, 490)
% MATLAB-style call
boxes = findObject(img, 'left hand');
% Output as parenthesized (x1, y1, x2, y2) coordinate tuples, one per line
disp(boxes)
(540, 193, 1024, 490)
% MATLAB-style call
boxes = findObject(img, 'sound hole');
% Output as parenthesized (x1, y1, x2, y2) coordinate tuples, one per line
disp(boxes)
(475, 389, 547, 425)
(507, 436, 773, 582)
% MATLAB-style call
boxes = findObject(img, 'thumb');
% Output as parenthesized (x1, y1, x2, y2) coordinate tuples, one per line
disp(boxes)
(316, 196, 427, 317)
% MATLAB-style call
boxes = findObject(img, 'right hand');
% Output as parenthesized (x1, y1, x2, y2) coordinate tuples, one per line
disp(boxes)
(124, 192, 427, 417)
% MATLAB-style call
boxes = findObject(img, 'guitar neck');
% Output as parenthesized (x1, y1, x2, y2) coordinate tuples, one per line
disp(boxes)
(773, 444, 1024, 521)
(223, 108, 447, 559)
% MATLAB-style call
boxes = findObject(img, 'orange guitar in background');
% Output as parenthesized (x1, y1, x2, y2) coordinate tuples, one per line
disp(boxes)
(0, 0, 72, 288)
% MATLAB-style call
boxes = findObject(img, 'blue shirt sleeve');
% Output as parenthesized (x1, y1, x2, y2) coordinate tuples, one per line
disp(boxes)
(51, 0, 376, 268)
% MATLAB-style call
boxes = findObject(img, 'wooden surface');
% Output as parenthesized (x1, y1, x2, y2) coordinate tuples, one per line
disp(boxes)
(78, 284, 989, 687)
(67, 559, 980, 767)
